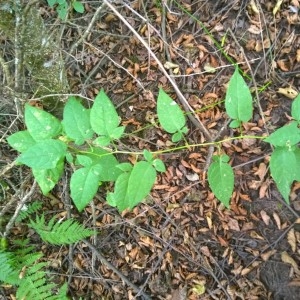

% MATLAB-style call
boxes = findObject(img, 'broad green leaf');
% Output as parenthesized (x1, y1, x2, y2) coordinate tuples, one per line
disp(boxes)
(126, 161, 156, 208)
(208, 155, 234, 208)
(93, 136, 111, 147)
(291, 94, 300, 122)
(172, 132, 183, 142)
(264, 121, 300, 147)
(47, 0, 57, 7)
(62, 97, 94, 145)
(229, 119, 241, 129)
(57, 3, 68, 19)
(66, 152, 73, 163)
(7, 131, 36, 152)
(143, 149, 153, 162)
(152, 159, 166, 172)
(70, 165, 102, 211)
(225, 67, 253, 123)
(107, 161, 156, 211)
(25, 104, 62, 141)
(32, 160, 64, 194)
(295, 148, 300, 181)
(17, 139, 66, 169)
(75, 155, 93, 167)
(157, 88, 186, 133)
(84, 147, 122, 181)
(107, 173, 130, 209)
(110, 126, 125, 140)
(270, 147, 300, 203)
(117, 163, 133, 172)
(72, 1, 84, 13)
(90, 89, 121, 136)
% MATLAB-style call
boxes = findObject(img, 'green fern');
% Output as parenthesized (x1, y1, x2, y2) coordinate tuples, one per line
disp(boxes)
(15, 200, 43, 223)
(0, 249, 68, 300)
(29, 214, 94, 245)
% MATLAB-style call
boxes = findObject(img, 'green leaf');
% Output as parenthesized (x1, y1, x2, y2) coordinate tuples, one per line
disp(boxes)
(152, 159, 166, 172)
(17, 140, 66, 169)
(269, 147, 299, 203)
(117, 163, 133, 172)
(62, 97, 94, 145)
(107, 173, 130, 209)
(75, 155, 93, 167)
(229, 119, 241, 129)
(172, 131, 183, 142)
(90, 89, 121, 137)
(32, 160, 64, 194)
(208, 155, 234, 208)
(47, 0, 57, 7)
(7, 131, 36, 152)
(157, 88, 186, 133)
(291, 94, 300, 122)
(110, 126, 125, 140)
(70, 165, 102, 212)
(264, 121, 300, 147)
(143, 149, 153, 162)
(25, 104, 62, 141)
(93, 136, 111, 147)
(295, 148, 300, 181)
(85, 147, 122, 181)
(57, 3, 68, 19)
(225, 67, 253, 123)
(107, 161, 156, 211)
(66, 152, 73, 163)
(72, 0, 84, 13)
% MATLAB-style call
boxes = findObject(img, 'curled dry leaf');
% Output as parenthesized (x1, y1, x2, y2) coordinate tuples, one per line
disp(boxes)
(277, 87, 298, 99)
(281, 251, 300, 275)
(287, 228, 297, 252)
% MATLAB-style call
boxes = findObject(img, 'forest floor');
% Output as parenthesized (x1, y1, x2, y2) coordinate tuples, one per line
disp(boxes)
(1, 0, 300, 299)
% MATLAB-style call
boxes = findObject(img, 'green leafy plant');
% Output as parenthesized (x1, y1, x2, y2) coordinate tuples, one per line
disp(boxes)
(7, 69, 300, 211)
(47, 0, 84, 19)
(7, 90, 166, 212)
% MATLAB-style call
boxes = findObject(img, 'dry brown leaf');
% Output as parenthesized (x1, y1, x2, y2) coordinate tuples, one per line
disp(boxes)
(287, 228, 297, 252)
(254, 163, 267, 181)
(228, 218, 240, 231)
(297, 49, 300, 62)
(278, 87, 298, 99)
(281, 251, 300, 275)
(273, 212, 281, 229)
(260, 210, 271, 226)
(248, 24, 262, 34)
(277, 59, 290, 71)
(261, 250, 276, 261)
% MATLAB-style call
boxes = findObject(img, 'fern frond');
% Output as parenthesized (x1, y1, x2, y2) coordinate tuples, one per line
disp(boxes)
(15, 200, 43, 223)
(0, 251, 17, 284)
(29, 214, 94, 245)
(17, 262, 56, 300)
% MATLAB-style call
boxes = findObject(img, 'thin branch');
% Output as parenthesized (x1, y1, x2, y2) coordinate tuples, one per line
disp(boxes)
(3, 180, 37, 238)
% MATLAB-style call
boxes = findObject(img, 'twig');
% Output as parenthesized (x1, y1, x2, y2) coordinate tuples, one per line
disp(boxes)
(69, 3, 106, 55)
(3, 180, 37, 238)
(82, 239, 152, 300)
(102, 0, 212, 142)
